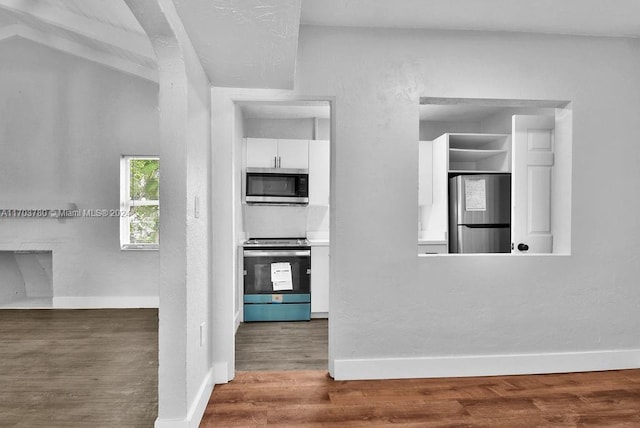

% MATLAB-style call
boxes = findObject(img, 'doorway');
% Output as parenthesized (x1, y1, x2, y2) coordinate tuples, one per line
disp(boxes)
(233, 100, 331, 372)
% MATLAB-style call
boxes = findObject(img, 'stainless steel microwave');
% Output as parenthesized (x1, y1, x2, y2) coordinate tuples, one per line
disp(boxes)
(244, 168, 309, 205)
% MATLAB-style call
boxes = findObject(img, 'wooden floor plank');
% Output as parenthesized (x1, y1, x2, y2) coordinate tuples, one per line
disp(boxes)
(0, 309, 158, 427)
(202, 369, 640, 427)
(221, 320, 640, 426)
(235, 319, 328, 371)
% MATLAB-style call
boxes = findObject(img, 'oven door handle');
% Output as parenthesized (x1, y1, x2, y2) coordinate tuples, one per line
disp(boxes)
(243, 250, 311, 257)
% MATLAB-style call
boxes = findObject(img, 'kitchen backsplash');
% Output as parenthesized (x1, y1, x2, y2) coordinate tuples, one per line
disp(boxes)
(243, 204, 329, 239)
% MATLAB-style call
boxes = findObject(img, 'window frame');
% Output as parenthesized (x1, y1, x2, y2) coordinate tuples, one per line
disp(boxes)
(120, 155, 160, 250)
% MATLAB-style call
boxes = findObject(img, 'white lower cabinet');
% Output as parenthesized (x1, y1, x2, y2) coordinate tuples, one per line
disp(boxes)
(311, 246, 329, 316)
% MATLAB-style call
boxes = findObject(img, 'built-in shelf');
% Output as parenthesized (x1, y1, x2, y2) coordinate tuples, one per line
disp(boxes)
(448, 148, 508, 162)
(448, 133, 509, 149)
(447, 133, 511, 173)
(449, 170, 509, 174)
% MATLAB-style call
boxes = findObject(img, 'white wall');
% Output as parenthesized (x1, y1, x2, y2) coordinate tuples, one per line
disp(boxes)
(245, 117, 330, 140)
(184, 44, 212, 423)
(234, 104, 245, 329)
(0, 38, 159, 305)
(419, 120, 480, 141)
(124, 0, 214, 425)
(292, 26, 640, 379)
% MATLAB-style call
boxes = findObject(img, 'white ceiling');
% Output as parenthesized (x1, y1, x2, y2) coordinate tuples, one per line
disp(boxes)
(301, 0, 640, 38)
(173, 0, 301, 89)
(1, 0, 640, 90)
(0, 0, 156, 81)
(36, 0, 144, 33)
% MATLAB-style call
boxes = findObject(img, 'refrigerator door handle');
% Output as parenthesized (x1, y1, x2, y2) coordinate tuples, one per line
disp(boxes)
(462, 224, 510, 228)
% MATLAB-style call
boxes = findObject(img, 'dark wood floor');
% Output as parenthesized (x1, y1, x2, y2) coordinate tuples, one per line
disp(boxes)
(202, 369, 640, 427)
(0, 309, 158, 427)
(235, 319, 328, 371)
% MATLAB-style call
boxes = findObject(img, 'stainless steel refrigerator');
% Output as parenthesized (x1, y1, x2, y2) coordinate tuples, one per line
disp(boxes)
(449, 174, 511, 253)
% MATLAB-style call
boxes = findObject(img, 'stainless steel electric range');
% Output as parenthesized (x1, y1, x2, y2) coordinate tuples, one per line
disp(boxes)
(242, 238, 311, 322)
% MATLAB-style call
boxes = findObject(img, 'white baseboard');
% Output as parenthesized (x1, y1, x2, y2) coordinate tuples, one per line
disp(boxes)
(154, 368, 215, 428)
(53, 296, 159, 309)
(333, 349, 640, 381)
(234, 309, 241, 332)
(154, 417, 189, 428)
(213, 361, 231, 384)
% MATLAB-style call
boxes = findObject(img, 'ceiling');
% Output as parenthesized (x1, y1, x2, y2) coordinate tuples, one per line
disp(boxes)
(172, 0, 301, 89)
(301, 0, 640, 38)
(1, 0, 639, 89)
(0, 0, 155, 81)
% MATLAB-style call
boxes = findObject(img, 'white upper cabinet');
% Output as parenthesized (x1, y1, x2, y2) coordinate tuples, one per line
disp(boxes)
(308, 139, 330, 205)
(277, 139, 309, 169)
(245, 138, 309, 169)
(246, 138, 279, 168)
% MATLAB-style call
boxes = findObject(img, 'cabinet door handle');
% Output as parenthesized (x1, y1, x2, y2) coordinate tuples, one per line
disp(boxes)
(274, 156, 277, 168)
(278, 156, 282, 168)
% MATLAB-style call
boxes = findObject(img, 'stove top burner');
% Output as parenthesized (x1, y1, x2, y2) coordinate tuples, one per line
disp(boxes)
(244, 237, 309, 247)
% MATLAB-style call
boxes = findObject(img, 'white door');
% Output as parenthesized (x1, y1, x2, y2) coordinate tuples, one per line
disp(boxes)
(277, 139, 309, 169)
(246, 138, 278, 168)
(512, 115, 555, 254)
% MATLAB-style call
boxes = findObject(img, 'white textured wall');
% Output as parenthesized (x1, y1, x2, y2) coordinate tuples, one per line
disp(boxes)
(0, 38, 159, 302)
(244, 117, 330, 139)
(419, 120, 480, 141)
(125, 0, 213, 424)
(184, 41, 212, 418)
(245, 118, 315, 139)
(292, 27, 640, 377)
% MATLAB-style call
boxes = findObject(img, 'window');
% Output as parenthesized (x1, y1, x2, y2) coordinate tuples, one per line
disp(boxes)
(120, 156, 160, 250)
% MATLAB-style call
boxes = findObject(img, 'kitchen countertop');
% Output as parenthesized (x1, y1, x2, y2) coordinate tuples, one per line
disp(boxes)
(236, 237, 329, 247)
(307, 232, 329, 246)
(308, 239, 329, 247)
(418, 239, 447, 245)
